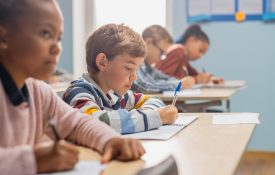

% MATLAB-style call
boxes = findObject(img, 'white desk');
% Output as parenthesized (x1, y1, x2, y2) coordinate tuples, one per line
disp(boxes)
(78, 113, 257, 175)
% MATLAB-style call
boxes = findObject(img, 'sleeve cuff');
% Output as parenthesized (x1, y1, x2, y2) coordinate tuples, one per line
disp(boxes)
(143, 110, 162, 130)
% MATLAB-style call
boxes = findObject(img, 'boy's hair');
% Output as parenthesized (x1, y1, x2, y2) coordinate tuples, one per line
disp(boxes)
(176, 25, 210, 45)
(142, 25, 173, 44)
(86, 24, 147, 74)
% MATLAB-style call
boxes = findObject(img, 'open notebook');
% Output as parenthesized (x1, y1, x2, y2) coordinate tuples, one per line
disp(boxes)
(191, 80, 246, 89)
(123, 114, 198, 140)
(163, 89, 201, 97)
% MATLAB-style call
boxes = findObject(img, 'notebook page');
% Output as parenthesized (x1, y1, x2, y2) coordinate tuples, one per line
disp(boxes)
(123, 115, 198, 140)
(39, 161, 105, 175)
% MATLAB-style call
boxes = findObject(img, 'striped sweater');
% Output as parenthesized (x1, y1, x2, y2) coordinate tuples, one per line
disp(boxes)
(63, 73, 165, 134)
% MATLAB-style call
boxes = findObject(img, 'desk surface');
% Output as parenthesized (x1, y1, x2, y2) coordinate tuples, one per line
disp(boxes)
(50, 82, 70, 94)
(78, 113, 257, 175)
(152, 88, 237, 102)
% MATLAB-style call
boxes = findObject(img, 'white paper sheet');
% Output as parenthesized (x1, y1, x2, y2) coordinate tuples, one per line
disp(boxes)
(191, 80, 246, 89)
(213, 113, 260, 124)
(163, 89, 201, 97)
(39, 161, 105, 175)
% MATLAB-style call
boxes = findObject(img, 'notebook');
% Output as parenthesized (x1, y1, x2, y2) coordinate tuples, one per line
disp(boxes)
(163, 89, 201, 97)
(123, 114, 198, 140)
(39, 161, 105, 175)
(191, 80, 246, 89)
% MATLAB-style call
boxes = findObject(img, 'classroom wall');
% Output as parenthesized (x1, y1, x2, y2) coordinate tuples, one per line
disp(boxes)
(172, 0, 275, 151)
(58, 0, 73, 73)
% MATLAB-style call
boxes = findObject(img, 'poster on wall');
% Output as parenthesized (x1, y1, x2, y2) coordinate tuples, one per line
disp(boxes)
(187, 0, 211, 23)
(186, 0, 274, 22)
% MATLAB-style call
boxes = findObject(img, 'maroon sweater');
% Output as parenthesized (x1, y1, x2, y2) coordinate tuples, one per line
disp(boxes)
(155, 47, 198, 79)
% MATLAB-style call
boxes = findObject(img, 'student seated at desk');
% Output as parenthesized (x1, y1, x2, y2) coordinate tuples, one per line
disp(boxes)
(131, 26, 195, 93)
(0, 1, 144, 174)
(154, 25, 224, 84)
(63, 24, 178, 135)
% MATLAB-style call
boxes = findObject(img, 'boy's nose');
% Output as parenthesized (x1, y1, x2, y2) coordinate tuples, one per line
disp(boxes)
(130, 71, 137, 81)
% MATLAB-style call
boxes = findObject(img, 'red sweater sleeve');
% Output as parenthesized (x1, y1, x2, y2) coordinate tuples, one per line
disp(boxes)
(156, 48, 198, 79)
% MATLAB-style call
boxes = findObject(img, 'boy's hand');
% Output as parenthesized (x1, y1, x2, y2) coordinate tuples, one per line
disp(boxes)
(180, 76, 195, 90)
(101, 138, 145, 163)
(34, 140, 79, 173)
(195, 73, 211, 84)
(211, 76, 224, 84)
(157, 105, 178, 124)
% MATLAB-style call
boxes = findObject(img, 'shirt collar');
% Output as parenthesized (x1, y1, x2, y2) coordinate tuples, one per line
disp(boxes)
(0, 63, 29, 106)
(82, 73, 120, 106)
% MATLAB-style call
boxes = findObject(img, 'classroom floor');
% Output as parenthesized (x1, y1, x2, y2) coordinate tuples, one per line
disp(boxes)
(235, 151, 275, 175)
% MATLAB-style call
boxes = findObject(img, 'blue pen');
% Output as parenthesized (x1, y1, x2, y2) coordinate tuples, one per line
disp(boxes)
(172, 82, 182, 106)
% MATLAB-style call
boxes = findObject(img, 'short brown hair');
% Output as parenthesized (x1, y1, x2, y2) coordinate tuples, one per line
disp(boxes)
(142, 25, 173, 44)
(86, 24, 147, 74)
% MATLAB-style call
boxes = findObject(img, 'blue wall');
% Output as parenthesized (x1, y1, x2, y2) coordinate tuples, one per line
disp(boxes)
(172, 0, 275, 151)
(58, 0, 73, 73)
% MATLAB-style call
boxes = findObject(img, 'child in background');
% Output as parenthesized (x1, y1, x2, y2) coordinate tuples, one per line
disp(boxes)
(63, 24, 178, 134)
(131, 25, 196, 94)
(0, 1, 144, 174)
(155, 25, 223, 84)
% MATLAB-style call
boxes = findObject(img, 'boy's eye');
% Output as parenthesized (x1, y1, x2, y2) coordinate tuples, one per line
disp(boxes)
(125, 66, 132, 71)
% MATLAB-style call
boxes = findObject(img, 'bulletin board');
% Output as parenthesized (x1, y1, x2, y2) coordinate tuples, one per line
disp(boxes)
(187, 0, 275, 23)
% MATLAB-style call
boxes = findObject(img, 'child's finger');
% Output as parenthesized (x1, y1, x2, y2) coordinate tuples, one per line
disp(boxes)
(129, 141, 140, 160)
(117, 141, 132, 161)
(140, 146, 146, 155)
(59, 140, 79, 155)
(137, 141, 146, 155)
(101, 147, 114, 164)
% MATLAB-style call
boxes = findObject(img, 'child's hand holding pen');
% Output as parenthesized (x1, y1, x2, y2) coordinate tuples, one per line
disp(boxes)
(202, 67, 224, 84)
(34, 118, 79, 173)
(180, 76, 195, 89)
(211, 76, 224, 84)
(195, 68, 211, 84)
(157, 105, 178, 124)
(156, 82, 181, 125)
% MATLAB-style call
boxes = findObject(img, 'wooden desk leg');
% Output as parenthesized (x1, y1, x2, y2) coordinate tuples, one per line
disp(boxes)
(226, 100, 231, 112)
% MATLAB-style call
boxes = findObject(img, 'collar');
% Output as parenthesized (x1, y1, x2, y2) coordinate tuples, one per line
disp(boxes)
(0, 63, 29, 106)
(82, 73, 120, 107)
(142, 63, 154, 73)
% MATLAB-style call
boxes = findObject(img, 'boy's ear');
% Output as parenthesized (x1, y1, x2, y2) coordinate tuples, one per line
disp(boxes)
(0, 26, 8, 50)
(95, 53, 108, 71)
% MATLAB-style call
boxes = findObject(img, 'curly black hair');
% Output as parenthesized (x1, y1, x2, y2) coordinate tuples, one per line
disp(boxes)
(0, 0, 29, 26)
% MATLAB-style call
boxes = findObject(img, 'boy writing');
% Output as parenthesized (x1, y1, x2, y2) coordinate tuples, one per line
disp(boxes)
(63, 24, 178, 134)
